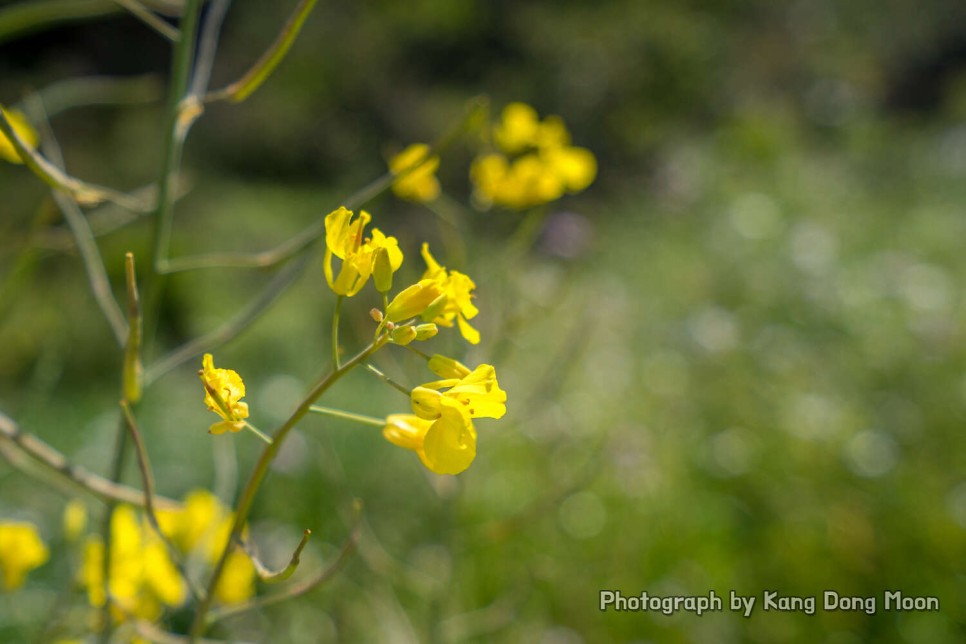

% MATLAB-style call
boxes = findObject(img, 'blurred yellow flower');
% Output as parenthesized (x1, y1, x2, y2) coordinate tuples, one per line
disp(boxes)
(0, 521, 48, 590)
(390, 143, 441, 203)
(63, 499, 88, 541)
(493, 102, 541, 154)
(383, 396, 477, 475)
(81, 506, 184, 621)
(82, 490, 255, 624)
(323, 206, 403, 296)
(200, 353, 249, 434)
(0, 107, 38, 164)
(471, 102, 596, 210)
(419, 244, 480, 344)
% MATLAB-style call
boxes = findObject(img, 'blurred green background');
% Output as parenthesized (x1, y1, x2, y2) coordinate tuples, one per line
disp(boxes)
(2, 0, 966, 642)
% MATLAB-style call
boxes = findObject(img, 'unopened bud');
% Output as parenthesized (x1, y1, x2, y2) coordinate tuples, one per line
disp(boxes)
(428, 354, 471, 379)
(370, 308, 384, 323)
(386, 279, 444, 322)
(391, 325, 417, 346)
(414, 323, 438, 341)
(373, 246, 393, 293)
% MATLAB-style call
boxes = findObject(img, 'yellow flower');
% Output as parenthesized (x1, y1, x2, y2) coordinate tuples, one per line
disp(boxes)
(471, 102, 596, 210)
(0, 107, 38, 164)
(390, 143, 441, 203)
(544, 144, 597, 193)
(323, 207, 403, 296)
(215, 550, 256, 605)
(157, 490, 254, 605)
(81, 506, 185, 621)
(419, 244, 480, 344)
(82, 491, 255, 621)
(0, 521, 48, 590)
(383, 396, 477, 475)
(493, 102, 541, 154)
(411, 361, 506, 421)
(200, 353, 249, 434)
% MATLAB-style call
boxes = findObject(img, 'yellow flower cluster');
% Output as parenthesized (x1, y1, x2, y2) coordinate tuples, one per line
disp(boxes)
(389, 143, 441, 203)
(382, 355, 506, 475)
(386, 244, 480, 344)
(0, 521, 48, 590)
(471, 102, 596, 209)
(80, 490, 254, 623)
(324, 206, 403, 296)
(0, 107, 37, 164)
(200, 353, 249, 434)
(324, 207, 482, 344)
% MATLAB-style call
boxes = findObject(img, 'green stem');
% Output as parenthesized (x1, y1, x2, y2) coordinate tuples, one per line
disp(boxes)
(332, 295, 344, 370)
(363, 363, 411, 396)
(112, 0, 180, 41)
(143, 0, 203, 349)
(308, 405, 384, 427)
(243, 421, 273, 445)
(188, 334, 390, 641)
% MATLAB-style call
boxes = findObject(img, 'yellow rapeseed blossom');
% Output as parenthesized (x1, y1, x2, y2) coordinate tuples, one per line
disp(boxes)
(383, 396, 477, 475)
(411, 361, 506, 421)
(419, 244, 481, 344)
(81, 506, 184, 621)
(0, 107, 38, 164)
(200, 353, 249, 434)
(390, 143, 441, 203)
(156, 490, 254, 605)
(82, 490, 255, 624)
(0, 521, 48, 590)
(471, 102, 596, 210)
(323, 207, 404, 296)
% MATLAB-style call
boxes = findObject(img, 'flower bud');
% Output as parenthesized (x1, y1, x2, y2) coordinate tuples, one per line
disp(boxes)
(386, 279, 444, 322)
(428, 354, 471, 379)
(372, 246, 393, 293)
(414, 323, 438, 341)
(391, 325, 417, 346)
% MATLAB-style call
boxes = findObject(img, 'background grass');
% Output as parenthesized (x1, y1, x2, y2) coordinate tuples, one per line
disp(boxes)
(2, 1, 966, 642)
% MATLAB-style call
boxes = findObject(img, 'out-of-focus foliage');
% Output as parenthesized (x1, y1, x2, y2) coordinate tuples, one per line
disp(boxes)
(2, 0, 966, 642)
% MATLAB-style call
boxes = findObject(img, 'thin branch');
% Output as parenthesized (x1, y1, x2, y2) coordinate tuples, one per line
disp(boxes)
(208, 500, 363, 625)
(27, 74, 163, 117)
(364, 363, 411, 396)
(0, 106, 150, 211)
(112, 0, 180, 41)
(206, 0, 318, 103)
(123, 252, 144, 403)
(142, 0, 204, 341)
(52, 191, 128, 346)
(159, 96, 488, 274)
(189, 0, 232, 99)
(0, 409, 180, 510)
(120, 401, 205, 603)
(238, 528, 312, 583)
(144, 250, 313, 385)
